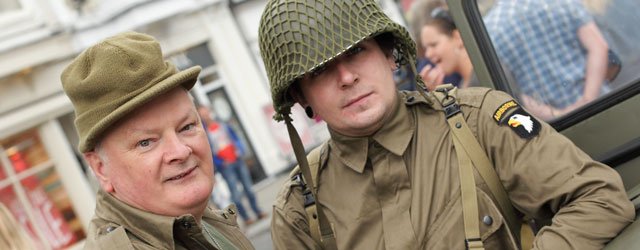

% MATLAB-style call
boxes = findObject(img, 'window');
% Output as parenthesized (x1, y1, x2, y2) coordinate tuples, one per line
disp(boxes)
(480, 0, 640, 122)
(169, 43, 267, 182)
(169, 43, 220, 89)
(0, 129, 85, 249)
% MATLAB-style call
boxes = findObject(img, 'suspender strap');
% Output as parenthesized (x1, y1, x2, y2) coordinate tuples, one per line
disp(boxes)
(285, 116, 337, 249)
(433, 86, 521, 243)
(450, 120, 485, 250)
(303, 143, 336, 249)
(450, 112, 521, 241)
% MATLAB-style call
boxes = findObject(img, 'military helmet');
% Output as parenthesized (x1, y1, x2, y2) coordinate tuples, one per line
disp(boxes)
(259, 0, 417, 121)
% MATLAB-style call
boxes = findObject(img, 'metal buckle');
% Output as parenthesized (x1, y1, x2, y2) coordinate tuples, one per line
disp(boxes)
(435, 87, 460, 119)
(443, 102, 461, 119)
(303, 189, 316, 207)
(292, 173, 316, 207)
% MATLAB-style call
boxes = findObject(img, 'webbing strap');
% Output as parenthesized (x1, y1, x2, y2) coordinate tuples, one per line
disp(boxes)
(285, 118, 336, 249)
(305, 199, 322, 245)
(447, 113, 521, 241)
(450, 114, 485, 249)
(432, 86, 521, 243)
(306, 143, 336, 249)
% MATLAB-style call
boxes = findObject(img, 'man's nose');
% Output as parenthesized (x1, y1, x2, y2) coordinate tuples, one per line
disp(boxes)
(164, 133, 191, 164)
(335, 61, 357, 87)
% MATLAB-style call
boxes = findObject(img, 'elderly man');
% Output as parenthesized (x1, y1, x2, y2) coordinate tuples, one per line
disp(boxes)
(61, 31, 253, 249)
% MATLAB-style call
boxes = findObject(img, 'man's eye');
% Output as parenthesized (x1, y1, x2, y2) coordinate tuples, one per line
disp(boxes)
(181, 123, 196, 132)
(311, 64, 327, 77)
(344, 46, 363, 57)
(137, 139, 151, 148)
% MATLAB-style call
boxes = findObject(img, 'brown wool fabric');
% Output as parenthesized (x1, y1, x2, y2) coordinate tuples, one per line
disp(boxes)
(61, 31, 201, 152)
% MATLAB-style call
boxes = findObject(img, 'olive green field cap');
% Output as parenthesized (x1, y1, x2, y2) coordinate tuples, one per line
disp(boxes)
(61, 31, 201, 152)
(258, 0, 417, 121)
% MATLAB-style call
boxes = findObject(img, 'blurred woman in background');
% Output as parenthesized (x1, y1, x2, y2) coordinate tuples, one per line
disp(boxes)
(419, 7, 476, 90)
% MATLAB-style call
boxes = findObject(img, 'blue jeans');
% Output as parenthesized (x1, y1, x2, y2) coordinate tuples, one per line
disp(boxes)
(219, 160, 262, 221)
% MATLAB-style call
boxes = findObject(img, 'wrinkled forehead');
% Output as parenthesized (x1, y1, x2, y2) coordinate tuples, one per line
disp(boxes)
(101, 89, 195, 139)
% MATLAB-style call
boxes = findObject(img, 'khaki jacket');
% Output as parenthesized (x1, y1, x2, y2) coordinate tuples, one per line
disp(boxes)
(271, 88, 634, 249)
(84, 190, 254, 250)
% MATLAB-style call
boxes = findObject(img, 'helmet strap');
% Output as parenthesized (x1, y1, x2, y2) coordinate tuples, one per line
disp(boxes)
(284, 115, 317, 197)
(410, 62, 433, 105)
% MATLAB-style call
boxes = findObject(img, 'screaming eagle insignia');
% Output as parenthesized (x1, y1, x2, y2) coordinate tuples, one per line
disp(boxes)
(508, 114, 533, 133)
(493, 100, 541, 139)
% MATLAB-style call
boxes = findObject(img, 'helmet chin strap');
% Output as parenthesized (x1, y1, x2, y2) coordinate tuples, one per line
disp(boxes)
(283, 115, 337, 248)
(410, 61, 434, 106)
(283, 115, 316, 198)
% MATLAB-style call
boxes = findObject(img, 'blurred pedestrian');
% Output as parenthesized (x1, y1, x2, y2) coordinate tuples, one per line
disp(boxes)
(198, 105, 267, 226)
(484, 0, 610, 120)
(419, 7, 475, 90)
(406, 0, 462, 89)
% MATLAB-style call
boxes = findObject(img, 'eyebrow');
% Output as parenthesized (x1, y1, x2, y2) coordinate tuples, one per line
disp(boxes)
(125, 108, 198, 135)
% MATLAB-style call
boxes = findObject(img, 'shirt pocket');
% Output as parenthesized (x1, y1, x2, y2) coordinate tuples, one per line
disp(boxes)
(423, 189, 517, 250)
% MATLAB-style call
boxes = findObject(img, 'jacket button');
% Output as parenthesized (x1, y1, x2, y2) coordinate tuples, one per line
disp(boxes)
(482, 215, 493, 225)
(105, 226, 116, 233)
(227, 208, 235, 215)
(182, 221, 192, 229)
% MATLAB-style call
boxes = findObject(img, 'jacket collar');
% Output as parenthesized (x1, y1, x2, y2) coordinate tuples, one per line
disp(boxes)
(329, 92, 414, 173)
(94, 189, 221, 249)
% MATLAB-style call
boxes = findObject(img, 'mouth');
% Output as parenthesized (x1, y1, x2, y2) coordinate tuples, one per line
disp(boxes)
(343, 93, 372, 108)
(164, 166, 197, 182)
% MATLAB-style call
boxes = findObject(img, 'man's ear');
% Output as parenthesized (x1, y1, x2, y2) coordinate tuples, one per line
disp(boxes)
(84, 151, 114, 193)
(387, 54, 397, 71)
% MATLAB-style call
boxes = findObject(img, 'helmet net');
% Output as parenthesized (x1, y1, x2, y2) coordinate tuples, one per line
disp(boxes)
(259, 0, 417, 121)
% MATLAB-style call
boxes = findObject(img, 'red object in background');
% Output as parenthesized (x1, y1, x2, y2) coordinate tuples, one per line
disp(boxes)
(0, 164, 5, 179)
(0, 187, 43, 249)
(8, 151, 77, 249)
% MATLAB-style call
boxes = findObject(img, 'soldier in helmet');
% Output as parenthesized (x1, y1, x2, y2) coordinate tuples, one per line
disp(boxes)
(258, 0, 634, 249)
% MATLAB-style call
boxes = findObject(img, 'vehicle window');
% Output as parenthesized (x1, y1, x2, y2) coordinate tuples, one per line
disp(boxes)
(481, 0, 640, 122)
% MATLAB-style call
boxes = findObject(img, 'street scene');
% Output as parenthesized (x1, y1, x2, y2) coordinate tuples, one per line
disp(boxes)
(1, 0, 639, 249)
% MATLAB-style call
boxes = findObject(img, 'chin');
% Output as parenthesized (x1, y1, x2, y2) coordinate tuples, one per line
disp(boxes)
(181, 181, 214, 205)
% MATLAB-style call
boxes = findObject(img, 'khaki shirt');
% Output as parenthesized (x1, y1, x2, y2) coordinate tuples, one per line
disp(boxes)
(84, 190, 254, 250)
(271, 88, 634, 249)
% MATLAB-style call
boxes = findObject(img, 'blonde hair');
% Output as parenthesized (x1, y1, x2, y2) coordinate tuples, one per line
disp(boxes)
(0, 203, 36, 250)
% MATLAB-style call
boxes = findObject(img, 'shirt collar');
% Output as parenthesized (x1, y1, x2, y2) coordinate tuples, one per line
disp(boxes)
(329, 93, 414, 173)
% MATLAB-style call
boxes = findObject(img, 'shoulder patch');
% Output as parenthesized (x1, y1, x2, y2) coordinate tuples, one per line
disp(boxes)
(503, 108, 541, 139)
(493, 100, 519, 122)
(493, 100, 541, 139)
